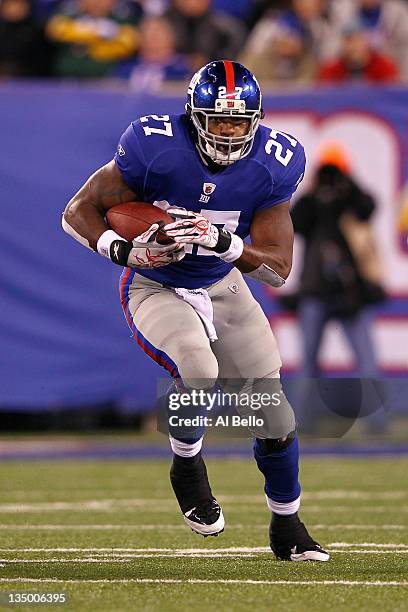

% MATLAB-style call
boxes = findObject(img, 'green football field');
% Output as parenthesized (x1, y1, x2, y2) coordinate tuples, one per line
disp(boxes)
(0, 455, 407, 611)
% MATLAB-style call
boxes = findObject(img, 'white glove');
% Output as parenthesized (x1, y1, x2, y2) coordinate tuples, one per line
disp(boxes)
(163, 207, 219, 249)
(97, 222, 185, 268)
(163, 207, 244, 263)
(127, 222, 185, 269)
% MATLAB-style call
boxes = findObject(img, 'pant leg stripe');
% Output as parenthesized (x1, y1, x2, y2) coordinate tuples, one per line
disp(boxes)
(119, 268, 179, 378)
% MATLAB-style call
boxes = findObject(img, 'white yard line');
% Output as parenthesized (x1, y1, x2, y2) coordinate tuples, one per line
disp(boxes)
(1, 544, 407, 553)
(1, 544, 408, 560)
(0, 491, 406, 513)
(310, 524, 407, 530)
(0, 524, 188, 530)
(3, 551, 408, 560)
(332, 551, 408, 554)
(301, 491, 407, 501)
(4, 491, 407, 501)
(330, 543, 408, 548)
(0, 547, 269, 553)
(0, 555, 228, 561)
(300, 506, 408, 513)
(0, 503, 407, 513)
(0, 578, 406, 587)
(0, 523, 405, 531)
(0, 500, 173, 512)
(2, 544, 407, 552)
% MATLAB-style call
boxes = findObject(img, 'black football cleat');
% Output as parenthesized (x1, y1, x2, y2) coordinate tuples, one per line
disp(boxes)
(184, 498, 225, 537)
(170, 452, 225, 537)
(269, 512, 330, 561)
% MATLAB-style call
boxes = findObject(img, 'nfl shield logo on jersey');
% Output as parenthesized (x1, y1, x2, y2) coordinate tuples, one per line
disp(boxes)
(203, 183, 216, 195)
(199, 183, 216, 203)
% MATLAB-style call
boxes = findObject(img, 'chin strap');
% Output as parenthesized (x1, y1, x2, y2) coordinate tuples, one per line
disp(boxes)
(246, 264, 286, 288)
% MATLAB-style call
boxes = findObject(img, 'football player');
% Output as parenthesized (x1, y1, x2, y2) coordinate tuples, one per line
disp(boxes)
(62, 60, 329, 562)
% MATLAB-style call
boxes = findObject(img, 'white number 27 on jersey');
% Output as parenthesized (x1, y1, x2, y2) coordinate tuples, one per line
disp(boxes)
(140, 114, 173, 137)
(265, 130, 298, 166)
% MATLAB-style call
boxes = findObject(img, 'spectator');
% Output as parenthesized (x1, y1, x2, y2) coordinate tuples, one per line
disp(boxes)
(165, 0, 246, 71)
(246, 0, 288, 32)
(240, 18, 316, 86)
(213, 0, 254, 23)
(241, 0, 337, 85)
(126, 15, 190, 90)
(0, 0, 52, 76)
(34, 0, 65, 22)
(331, 0, 408, 81)
(318, 21, 399, 84)
(290, 145, 385, 378)
(46, 0, 140, 78)
(139, 0, 168, 17)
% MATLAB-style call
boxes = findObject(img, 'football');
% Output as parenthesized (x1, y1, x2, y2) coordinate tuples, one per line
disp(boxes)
(106, 202, 174, 244)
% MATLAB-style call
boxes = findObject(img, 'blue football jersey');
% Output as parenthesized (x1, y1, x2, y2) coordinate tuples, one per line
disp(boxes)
(114, 113, 305, 289)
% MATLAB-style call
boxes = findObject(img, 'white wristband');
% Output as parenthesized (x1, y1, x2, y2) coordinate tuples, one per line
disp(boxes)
(217, 233, 244, 263)
(97, 229, 126, 258)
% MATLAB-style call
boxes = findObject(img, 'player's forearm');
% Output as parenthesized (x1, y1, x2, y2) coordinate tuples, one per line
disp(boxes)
(62, 161, 137, 250)
(63, 195, 108, 251)
(234, 243, 292, 279)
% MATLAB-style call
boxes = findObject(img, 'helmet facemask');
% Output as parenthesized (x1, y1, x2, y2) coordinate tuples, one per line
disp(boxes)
(188, 97, 262, 166)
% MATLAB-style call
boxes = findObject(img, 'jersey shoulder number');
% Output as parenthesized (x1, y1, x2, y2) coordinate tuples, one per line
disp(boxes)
(114, 114, 182, 195)
(139, 114, 174, 137)
(128, 113, 188, 163)
(264, 129, 300, 168)
(264, 128, 305, 185)
(256, 126, 306, 209)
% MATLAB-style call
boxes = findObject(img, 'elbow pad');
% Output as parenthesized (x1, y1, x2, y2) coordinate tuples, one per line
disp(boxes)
(246, 264, 286, 288)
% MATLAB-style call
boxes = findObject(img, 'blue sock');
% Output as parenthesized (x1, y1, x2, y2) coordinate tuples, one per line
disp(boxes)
(253, 437, 301, 504)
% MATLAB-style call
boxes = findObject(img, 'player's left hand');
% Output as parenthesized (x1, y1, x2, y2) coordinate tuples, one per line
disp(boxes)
(163, 207, 219, 249)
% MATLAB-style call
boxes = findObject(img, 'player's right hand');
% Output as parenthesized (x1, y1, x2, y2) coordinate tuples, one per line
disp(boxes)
(110, 222, 185, 268)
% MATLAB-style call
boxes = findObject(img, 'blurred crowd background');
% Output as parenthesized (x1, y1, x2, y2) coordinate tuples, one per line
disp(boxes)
(1, 0, 408, 440)
(1, 0, 408, 87)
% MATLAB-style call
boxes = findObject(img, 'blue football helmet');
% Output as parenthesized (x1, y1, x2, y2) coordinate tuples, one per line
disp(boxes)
(186, 60, 264, 166)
